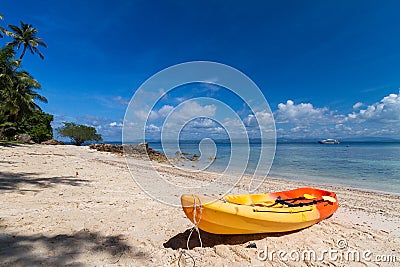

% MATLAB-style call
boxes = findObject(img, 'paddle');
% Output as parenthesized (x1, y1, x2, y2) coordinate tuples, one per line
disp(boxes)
(278, 193, 317, 202)
(257, 194, 335, 207)
(275, 195, 336, 207)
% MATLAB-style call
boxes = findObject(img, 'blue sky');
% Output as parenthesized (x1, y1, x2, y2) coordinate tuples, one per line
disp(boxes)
(2, 0, 400, 141)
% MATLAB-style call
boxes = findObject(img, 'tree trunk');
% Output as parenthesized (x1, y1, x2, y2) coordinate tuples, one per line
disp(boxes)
(12, 45, 27, 73)
(19, 45, 27, 62)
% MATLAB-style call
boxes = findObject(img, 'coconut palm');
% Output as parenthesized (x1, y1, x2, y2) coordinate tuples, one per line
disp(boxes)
(0, 47, 47, 123)
(14, 70, 47, 110)
(0, 47, 18, 121)
(3, 21, 47, 63)
(0, 14, 5, 38)
(6, 71, 47, 122)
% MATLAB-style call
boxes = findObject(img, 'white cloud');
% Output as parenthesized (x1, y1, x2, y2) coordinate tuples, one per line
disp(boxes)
(242, 110, 274, 138)
(273, 92, 400, 139)
(134, 109, 159, 121)
(109, 122, 123, 127)
(94, 92, 400, 141)
(189, 118, 217, 128)
(175, 97, 186, 103)
(112, 96, 129, 106)
(348, 92, 400, 123)
(243, 114, 257, 127)
(290, 126, 312, 134)
(335, 123, 352, 131)
(146, 124, 160, 133)
(353, 102, 363, 110)
(223, 117, 243, 128)
(144, 101, 218, 139)
(157, 105, 174, 118)
(165, 101, 216, 123)
(134, 103, 201, 123)
(274, 100, 330, 124)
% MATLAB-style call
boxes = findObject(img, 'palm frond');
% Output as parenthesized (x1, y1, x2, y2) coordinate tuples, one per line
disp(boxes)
(33, 94, 48, 103)
(36, 40, 47, 48)
(4, 22, 47, 63)
(8, 24, 23, 35)
(32, 46, 44, 59)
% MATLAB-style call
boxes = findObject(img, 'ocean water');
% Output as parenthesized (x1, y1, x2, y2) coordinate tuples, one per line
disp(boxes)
(147, 141, 400, 194)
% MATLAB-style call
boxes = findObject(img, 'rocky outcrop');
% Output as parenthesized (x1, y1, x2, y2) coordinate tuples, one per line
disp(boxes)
(89, 142, 168, 162)
(123, 142, 168, 162)
(89, 143, 123, 154)
(41, 139, 65, 145)
(14, 134, 34, 144)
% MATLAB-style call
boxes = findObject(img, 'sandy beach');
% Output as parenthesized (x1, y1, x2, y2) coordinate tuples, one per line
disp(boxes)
(0, 144, 399, 266)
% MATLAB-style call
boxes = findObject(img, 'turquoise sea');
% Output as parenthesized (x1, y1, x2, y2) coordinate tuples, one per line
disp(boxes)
(147, 141, 400, 195)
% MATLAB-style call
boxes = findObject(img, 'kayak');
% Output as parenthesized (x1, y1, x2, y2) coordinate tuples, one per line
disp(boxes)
(181, 187, 338, 234)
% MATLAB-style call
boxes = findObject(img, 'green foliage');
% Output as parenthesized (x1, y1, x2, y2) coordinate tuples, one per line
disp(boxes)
(0, 14, 4, 38)
(17, 110, 53, 143)
(0, 46, 18, 121)
(0, 16, 52, 142)
(0, 46, 47, 122)
(0, 122, 17, 140)
(57, 122, 102, 146)
(2, 21, 47, 62)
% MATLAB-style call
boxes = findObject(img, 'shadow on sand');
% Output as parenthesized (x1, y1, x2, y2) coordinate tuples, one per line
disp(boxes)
(0, 171, 90, 191)
(0, 142, 26, 148)
(163, 228, 299, 250)
(0, 228, 147, 265)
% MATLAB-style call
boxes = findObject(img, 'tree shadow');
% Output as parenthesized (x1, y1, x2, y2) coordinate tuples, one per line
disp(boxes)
(0, 142, 24, 147)
(0, 229, 147, 265)
(163, 228, 300, 250)
(0, 171, 90, 191)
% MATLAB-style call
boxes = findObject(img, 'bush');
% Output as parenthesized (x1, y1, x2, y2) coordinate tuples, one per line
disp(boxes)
(0, 122, 17, 140)
(17, 110, 53, 143)
(56, 122, 102, 146)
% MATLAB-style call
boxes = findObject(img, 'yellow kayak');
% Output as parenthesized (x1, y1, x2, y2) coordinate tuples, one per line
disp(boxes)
(181, 187, 338, 234)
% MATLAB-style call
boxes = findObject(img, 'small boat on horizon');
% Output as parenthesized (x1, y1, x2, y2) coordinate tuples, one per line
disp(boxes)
(318, 139, 340, 144)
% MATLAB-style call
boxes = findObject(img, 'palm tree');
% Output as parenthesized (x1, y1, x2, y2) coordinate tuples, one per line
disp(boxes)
(0, 47, 47, 123)
(0, 47, 18, 121)
(7, 71, 47, 123)
(0, 14, 4, 38)
(3, 21, 47, 63)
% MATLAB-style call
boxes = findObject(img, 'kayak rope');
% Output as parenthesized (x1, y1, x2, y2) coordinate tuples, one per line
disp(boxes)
(186, 194, 203, 249)
(177, 195, 203, 267)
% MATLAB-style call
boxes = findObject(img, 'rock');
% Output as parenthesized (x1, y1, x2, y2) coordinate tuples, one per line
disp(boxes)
(138, 142, 148, 150)
(124, 142, 168, 162)
(89, 143, 123, 154)
(246, 243, 257, 249)
(89, 142, 168, 162)
(14, 134, 33, 143)
(41, 139, 65, 145)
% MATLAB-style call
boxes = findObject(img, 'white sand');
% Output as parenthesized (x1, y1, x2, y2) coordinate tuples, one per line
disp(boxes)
(0, 144, 399, 266)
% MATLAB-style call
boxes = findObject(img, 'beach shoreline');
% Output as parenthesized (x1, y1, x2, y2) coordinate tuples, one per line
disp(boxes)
(0, 144, 399, 266)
